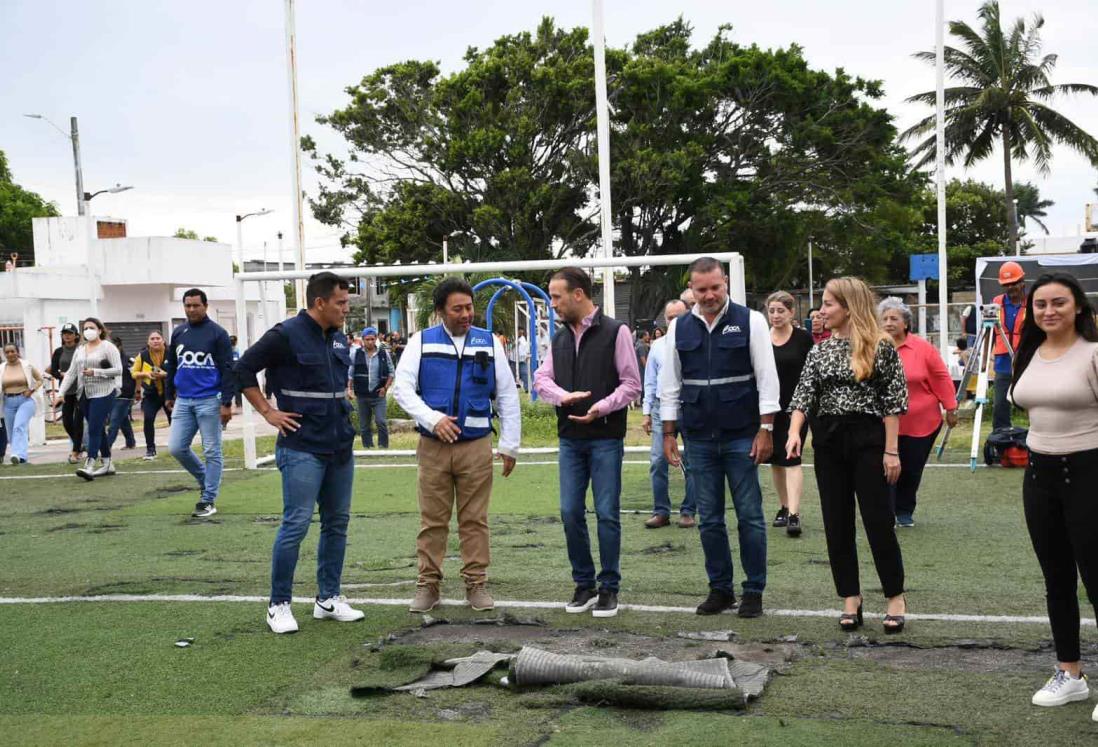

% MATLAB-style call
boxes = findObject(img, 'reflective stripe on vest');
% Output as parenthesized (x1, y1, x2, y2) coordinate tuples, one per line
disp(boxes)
(681, 374, 755, 386)
(280, 388, 347, 399)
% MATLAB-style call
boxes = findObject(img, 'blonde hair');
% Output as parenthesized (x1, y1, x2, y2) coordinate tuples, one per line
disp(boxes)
(825, 277, 889, 381)
(766, 291, 795, 313)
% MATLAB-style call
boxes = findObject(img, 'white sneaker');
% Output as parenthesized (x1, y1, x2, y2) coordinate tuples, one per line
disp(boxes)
(1092, 700, 1098, 722)
(266, 602, 298, 634)
(97, 458, 116, 476)
(313, 595, 365, 622)
(76, 458, 97, 481)
(1032, 669, 1089, 706)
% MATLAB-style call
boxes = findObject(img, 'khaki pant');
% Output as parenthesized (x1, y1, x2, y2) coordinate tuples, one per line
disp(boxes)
(416, 435, 494, 587)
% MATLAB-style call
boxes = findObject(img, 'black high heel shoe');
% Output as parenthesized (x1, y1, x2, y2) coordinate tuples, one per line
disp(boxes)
(839, 603, 863, 632)
(883, 595, 906, 634)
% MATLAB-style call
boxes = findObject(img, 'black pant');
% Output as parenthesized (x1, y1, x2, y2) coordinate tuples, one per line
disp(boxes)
(1024, 449, 1098, 662)
(812, 415, 905, 599)
(993, 376, 1013, 430)
(140, 389, 171, 452)
(892, 425, 941, 518)
(62, 393, 84, 452)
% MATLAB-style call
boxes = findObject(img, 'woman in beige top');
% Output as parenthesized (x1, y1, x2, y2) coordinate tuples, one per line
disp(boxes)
(1009, 273, 1098, 719)
(1, 343, 44, 464)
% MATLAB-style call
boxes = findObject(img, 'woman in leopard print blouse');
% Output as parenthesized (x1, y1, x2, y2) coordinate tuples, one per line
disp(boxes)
(786, 277, 909, 634)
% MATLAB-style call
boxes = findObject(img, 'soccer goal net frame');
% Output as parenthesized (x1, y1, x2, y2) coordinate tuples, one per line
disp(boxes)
(233, 251, 746, 469)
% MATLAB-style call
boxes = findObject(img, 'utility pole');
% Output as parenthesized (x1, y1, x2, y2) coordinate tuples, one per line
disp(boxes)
(591, 0, 616, 317)
(934, 0, 950, 359)
(71, 117, 86, 216)
(285, 0, 307, 310)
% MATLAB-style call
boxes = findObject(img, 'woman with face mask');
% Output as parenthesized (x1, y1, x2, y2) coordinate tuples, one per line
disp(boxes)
(57, 318, 122, 479)
(1, 343, 44, 465)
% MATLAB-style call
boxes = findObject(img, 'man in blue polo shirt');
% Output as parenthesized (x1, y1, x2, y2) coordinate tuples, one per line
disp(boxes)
(164, 288, 235, 518)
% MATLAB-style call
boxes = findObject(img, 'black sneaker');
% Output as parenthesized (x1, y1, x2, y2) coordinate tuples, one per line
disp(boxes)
(738, 592, 763, 618)
(696, 589, 737, 616)
(143, 450, 156, 461)
(773, 506, 789, 527)
(192, 502, 218, 518)
(592, 590, 618, 618)
(786, 513, 802, 537)
(565, 586, 598, 613)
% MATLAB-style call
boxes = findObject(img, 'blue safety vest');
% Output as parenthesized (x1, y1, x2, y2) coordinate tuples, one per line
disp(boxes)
(266, 310, 356, 453)
(416, 324, 497, 441)
(675, 302, 760, 440)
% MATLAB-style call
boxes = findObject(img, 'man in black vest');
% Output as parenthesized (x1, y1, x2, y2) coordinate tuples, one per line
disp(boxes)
(236, 272, 364, 634)
(660, 257, 780, 618)
(533, 267, 641, 618)
(346, 326, 393, 448)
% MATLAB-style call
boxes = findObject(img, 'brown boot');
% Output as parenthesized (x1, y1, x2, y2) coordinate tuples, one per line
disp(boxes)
(644, 513, 670, 528)
(678, 514, 697, 529)
(466, 583, 494, 611)
(409, 584, 440, 613)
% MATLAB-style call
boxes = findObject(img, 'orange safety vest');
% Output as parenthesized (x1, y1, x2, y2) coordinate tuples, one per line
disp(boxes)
(992, 293, 1025, 356)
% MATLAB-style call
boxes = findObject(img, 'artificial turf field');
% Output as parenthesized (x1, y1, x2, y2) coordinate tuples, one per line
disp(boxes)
(2, 436, 1097, 745)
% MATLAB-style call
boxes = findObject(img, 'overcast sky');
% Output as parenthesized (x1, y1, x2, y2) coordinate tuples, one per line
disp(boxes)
(2, 0, 1095, 264)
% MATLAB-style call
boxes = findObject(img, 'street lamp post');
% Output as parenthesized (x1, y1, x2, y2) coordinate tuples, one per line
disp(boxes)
(24, 114, 86, 216)
(235, 209, 274, 273)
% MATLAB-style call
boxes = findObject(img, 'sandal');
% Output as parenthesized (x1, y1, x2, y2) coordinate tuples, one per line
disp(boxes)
(67, 452, 80, 464)
(839, 600, 863, 632)
(884, 595, 907, 634)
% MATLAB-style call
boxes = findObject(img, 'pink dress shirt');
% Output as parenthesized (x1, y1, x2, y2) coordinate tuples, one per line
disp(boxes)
(533, 307, 641, 416)
(896, 333, 958, 437)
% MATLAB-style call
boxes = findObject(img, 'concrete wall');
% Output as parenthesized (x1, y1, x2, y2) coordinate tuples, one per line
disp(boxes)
(32, 216, 98, 267)
(92, 237, 233, 286)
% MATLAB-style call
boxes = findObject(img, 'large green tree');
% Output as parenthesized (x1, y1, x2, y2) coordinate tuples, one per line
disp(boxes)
(308, 18, 924, 317)
(0, 150, 60, 266)
(903, 0, 1098, 253)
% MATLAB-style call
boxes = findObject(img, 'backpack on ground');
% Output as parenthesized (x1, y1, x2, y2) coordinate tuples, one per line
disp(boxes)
(983, 426, 1029, 468)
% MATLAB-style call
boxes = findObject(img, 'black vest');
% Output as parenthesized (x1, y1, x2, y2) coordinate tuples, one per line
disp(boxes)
(551, 309, 627, 440)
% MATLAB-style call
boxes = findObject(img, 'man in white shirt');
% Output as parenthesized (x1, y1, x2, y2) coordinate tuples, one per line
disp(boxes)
(393, 277, 521, 614)
(659, 257, 780, 618)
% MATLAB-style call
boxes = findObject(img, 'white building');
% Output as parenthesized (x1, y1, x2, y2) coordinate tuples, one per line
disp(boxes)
(0, 215, 284, 446)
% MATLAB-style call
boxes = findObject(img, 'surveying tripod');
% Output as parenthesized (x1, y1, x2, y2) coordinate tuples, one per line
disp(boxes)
(937, 304, 1015, 471)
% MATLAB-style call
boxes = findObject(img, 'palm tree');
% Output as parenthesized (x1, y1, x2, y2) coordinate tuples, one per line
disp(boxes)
(1012, 182, 1053, 235)
(902, 1, 1098, 253)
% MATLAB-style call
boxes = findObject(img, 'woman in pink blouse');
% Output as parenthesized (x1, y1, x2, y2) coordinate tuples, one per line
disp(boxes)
(879, 298, 958, 527)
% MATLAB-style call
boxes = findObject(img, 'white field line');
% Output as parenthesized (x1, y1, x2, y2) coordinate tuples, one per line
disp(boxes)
(0, 593, 1086, 626)
(0, 461, 985, 479)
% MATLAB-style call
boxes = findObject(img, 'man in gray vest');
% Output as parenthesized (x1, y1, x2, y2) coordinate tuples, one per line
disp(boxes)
(533, 267, 641, 619)
(659, 257, 780, 617)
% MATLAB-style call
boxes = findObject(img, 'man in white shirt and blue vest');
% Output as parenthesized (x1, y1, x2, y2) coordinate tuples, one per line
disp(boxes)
(659, 257, 781, 618)
(394, 277, 521, 614)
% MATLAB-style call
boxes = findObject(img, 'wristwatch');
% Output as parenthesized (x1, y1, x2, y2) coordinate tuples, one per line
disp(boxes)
(759, 423, 774, 432)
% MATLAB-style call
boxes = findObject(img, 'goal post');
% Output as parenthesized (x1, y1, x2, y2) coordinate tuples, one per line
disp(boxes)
(233, 251, 746, 469)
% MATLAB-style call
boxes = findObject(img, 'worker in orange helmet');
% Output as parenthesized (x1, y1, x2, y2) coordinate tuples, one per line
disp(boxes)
(991, 261, 1027, 430)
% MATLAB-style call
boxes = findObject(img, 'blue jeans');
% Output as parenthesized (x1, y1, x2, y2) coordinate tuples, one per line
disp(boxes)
(168, 396, 223, 503)
(106, 397, 136, 450)
(82, 393, 117, 460)
(559, 437, 624, 592)
(518, 361, 529, 389)
(685, 436, 767, 595)
(3, 395, 35, 462)
(650, 414, 697, 517)
(355, 394, 388, 448)
(270, 446, 355, 604)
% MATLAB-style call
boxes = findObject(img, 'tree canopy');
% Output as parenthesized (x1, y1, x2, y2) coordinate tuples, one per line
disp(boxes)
(0, 149, 60, 266)
(307, 18, 924, 318)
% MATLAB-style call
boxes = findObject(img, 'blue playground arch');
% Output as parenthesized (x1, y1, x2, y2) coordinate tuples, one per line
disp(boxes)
(471, 278, 555, 401)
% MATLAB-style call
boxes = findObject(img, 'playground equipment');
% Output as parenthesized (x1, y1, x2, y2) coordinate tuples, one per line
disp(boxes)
(472, 277, 556, 400)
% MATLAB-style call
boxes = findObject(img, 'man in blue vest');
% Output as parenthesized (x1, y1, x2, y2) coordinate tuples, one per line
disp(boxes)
(393, 277, 521, 614)
(346, 326, 393, 448)
(533, 267, 642, 619)
(659, 257, 780, 618)
(235, 271, 364, 634)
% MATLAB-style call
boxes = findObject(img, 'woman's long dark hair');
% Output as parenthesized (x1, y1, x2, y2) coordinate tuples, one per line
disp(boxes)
(1011, 273, 1098, 398)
